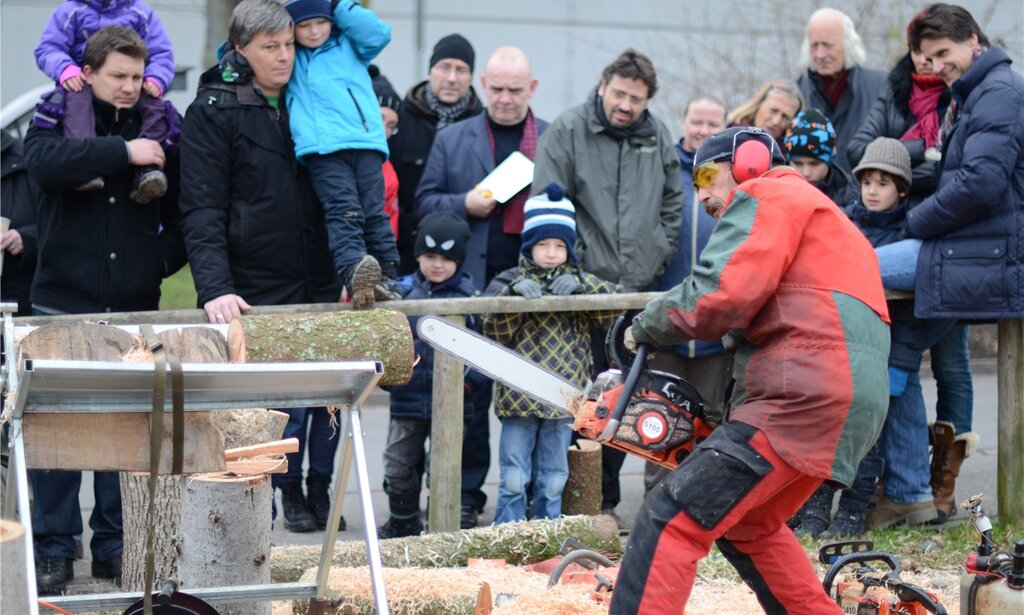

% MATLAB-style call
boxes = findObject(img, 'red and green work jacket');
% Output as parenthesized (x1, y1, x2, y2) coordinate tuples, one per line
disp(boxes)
(631, 167, 891, 488)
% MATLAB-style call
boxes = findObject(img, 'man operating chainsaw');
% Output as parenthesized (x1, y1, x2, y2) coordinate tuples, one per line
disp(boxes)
(612, 126, 892, 615)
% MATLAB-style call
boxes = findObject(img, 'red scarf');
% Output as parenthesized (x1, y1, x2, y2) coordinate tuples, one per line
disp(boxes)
(901, 73, 946, 148)
(817, 69, 849, 110)
(485, 110, 538, 234)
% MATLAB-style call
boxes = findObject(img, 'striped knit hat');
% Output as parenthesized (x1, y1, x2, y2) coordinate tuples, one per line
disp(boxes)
(521, 183, 578, 262)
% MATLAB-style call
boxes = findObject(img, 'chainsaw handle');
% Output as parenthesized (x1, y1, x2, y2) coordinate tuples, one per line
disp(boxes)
(822, 550, 901, 595)
(598, 343, 649, 442)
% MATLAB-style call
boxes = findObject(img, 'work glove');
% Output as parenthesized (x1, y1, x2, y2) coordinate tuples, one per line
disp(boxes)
(550, 273, 581, 296)
(623, 326, 639, 353)
(512, 278, 544, 299)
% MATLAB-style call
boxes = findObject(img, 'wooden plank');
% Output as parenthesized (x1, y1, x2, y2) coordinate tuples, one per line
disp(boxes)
(224, 437, 299, 461)
(23, 413, 225, 473)
(997, 318, 1024, 523)
(428, 314, 466, 534)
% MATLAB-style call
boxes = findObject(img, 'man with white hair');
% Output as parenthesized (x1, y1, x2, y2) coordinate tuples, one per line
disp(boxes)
(796, 7, 886, 172)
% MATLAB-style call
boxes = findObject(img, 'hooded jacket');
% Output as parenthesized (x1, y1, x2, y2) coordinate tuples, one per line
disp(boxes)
(532, 88, 683, 291)
(0, 133, 41, 316)
(35, 0, 175, 91)
(286, 1, 391, 159)
(178, 52, 338, 307)
(390, 80, 483, 273)
(906, 47, 1024, 320)
(631, 168, 891, 488)
(24, 97, 186, 313)
(483, 254, 622, 419)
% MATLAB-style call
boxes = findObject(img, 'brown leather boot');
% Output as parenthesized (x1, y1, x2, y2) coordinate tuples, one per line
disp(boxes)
(929, 421, 979, 523)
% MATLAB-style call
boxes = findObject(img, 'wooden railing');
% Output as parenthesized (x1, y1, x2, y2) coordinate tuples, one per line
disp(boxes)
(16, 292, 1022, 527)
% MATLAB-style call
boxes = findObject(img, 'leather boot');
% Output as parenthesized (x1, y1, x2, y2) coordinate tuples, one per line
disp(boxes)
(306, 475, 346, 531)
(36, 556, 73, 595)
(279, 478, 318, 533)
(929, 421, 979, 523)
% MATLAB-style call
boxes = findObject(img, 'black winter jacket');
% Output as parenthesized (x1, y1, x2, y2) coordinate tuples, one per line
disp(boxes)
(1, 132, 41, 315)
(179, 62, 337, 306)
(24, 99, 186, 314)
(386, 269, 486, 420)
(847, 55, 948, 202)
(389, 80, 482, 274)
(797, 65, 888, 173)
(906, 47, 1024, 320)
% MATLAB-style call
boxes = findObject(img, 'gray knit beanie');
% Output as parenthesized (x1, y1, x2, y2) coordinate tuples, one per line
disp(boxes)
(853, 137, 912, 190)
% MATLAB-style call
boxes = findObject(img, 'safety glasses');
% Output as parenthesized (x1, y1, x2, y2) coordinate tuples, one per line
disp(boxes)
(693, 162, 720, 190)
(693, 128, 781, 190)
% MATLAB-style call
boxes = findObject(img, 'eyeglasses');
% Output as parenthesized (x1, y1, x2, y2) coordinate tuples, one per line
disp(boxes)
(693, 162, 720, 190)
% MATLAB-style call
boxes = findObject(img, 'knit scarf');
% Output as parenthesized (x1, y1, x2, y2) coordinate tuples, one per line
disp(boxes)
(485, 111, 538, 234)
(901, 73, 946, 148)
(425, 86, 472, 130)
(816, 69, 849, 110)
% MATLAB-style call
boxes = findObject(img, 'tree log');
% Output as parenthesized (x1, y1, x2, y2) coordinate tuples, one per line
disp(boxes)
(178, 473, 272, 615)
(562, 439, 603, 516)
(270, 515, 621, 583)
(227, 311, 414, 386)
(120, 474, 184, 592)
(0, 520, 30, 615)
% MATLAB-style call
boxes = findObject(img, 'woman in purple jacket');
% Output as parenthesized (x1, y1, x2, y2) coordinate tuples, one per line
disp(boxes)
(34, 1, 176, 203)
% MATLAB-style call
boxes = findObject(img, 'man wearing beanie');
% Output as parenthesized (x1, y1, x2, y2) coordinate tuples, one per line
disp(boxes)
(532, 48, 682, 529)
(609, 126, 890, 614)
(390, 33, 483, 276)
(783, 108, 857, 206)
(483, 183, 620, 525)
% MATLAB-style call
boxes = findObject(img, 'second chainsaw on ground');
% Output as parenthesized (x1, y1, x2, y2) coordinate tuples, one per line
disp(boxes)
(417, 315, 713, 469)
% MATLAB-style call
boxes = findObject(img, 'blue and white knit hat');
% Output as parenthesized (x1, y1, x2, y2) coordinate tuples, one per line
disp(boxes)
(521, 183, 578, 262)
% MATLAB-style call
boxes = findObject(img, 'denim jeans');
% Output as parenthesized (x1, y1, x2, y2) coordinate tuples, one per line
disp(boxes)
(30, 470, 122, 561)
(306, 150, 399, 271)
(272, 407, 340, 485)
(880, 370, 933, 504)
(930, 324, 974, 434)
(875, 239, 922, 291)
(494, 416, 572, 524)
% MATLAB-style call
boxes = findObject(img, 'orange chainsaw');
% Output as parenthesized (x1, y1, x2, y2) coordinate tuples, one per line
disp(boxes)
(417, 315, 712, 469)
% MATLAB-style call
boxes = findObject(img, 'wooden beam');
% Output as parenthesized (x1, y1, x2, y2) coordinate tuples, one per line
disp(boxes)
(997, 318, 1024, 523)
(428, 314, 466, 534)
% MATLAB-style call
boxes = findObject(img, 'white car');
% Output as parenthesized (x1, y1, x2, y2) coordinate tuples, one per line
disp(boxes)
(0, 84, 53, 139)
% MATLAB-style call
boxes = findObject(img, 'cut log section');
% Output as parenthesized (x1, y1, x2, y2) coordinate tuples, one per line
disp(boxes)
(227, 311, 414, 386)
(178, 472, 272, 615)
(562, 439, 603, 516)
(271, 515, 621, 583)
(0, 520, 30, 615)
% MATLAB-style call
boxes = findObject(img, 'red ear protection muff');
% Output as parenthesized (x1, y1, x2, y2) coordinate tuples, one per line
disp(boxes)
(732, 138, 772, 183)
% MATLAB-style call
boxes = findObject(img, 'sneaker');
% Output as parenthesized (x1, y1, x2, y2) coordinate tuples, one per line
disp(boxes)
(340, 255, 381, 310)
(91, 557, 123, 586)
(130, 167, 168, 204)
(75, 177, 104, 192)
(601, 507, 630, 535)
(821, 507, 867, 539)
(379, 515, 424, 539)
(375, 261, 403, 301)
(865, 496, 938, 529)
(36, 556, 74, 595)
(460, 505, 479, 530)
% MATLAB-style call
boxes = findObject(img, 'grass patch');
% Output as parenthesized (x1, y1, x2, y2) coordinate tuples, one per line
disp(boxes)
(160, 265, 198, 310)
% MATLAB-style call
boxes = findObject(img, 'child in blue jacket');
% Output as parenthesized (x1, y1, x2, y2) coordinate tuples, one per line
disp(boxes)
(380, 211, 487, 538)
(284, 0, 400, 308)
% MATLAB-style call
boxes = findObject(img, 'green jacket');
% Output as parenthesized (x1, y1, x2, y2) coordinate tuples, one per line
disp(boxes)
(483, 256, 622, 419)
(532, 88, 683, 291)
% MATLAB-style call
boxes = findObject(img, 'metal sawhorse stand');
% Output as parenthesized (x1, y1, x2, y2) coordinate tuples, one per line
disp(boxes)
(1, 312, 391, 614)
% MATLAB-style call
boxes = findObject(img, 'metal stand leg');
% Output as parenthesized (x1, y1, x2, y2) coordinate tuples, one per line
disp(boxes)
(309, 406, 388, 615)
(9, 417, 40, 615)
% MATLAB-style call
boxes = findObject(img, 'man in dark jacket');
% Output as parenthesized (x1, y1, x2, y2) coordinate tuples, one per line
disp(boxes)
(390, 33, 483, 274)
(23, 25, 187, 594)
(414, 47, 542, 527)
(1, 131, 41, 317)
(179, 0, 339, 534)
(796, 8, 887, 173)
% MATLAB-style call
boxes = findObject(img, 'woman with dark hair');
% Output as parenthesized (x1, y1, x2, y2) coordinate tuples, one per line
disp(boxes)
(865, 2, 1023, 528)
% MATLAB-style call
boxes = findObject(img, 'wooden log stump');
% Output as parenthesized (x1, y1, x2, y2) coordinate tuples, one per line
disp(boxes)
(227, 311, 414, 386)
(121, 473, 183, 592)
(179, 473, 273, 615)
(562, 439, 603, 516)
(1, 520, 30, 615)
(270, 515, 621, 583)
